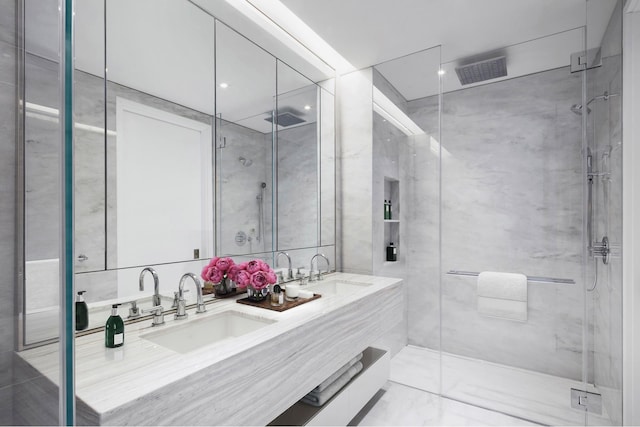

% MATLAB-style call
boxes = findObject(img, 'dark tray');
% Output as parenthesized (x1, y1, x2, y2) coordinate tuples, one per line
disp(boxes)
(236, 293, 321, 312)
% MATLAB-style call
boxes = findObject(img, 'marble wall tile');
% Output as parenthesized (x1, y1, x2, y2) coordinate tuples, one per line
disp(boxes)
(0, 40, 15, 86)
(217, 119, 271, 256)
(277, 122, 318, 250)
(320, 89, 336, 247)
(0, 4, 15, 422)
(587, 1, 623, 423)
(338, 69, 374, 275)
(0, 0, 16, 46)
(404, 66, 587, 380)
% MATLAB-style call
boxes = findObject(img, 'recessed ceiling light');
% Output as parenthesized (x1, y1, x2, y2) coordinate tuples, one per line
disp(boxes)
(219, 82, 229, 89)
(438, 69, 446, 76)
(304, 105, 312, 110)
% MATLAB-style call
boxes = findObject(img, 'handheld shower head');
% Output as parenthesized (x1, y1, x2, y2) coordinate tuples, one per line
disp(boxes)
(238, 156, 253, 167)
(570, 104, 590, 115)
(261, 182, 266, 189)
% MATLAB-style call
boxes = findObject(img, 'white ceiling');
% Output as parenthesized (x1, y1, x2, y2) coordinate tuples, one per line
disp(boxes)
(26, 0, 618, 124)
(279, 0, 617, 99)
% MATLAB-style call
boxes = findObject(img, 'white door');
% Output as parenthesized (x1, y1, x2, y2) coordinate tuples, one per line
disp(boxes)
(116, 97, 212, 268)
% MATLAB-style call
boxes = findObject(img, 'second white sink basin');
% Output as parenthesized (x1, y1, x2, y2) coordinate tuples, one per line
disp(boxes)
(140, 310, 276, 354)
(307, 280, 372, 296)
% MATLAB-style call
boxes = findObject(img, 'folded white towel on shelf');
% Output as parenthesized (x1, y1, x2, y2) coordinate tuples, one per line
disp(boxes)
(312, 352, 363, 393)
(477, 271, 527, 322)
(301, 361, 364, 407)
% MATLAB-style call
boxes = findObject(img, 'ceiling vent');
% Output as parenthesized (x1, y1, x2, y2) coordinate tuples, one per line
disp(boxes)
(264, 108, 306, 127)
(455, 56, 507, 85)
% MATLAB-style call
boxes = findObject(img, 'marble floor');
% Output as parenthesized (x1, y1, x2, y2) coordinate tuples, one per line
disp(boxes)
(380, 345, 613, 426)
(352, 381, 539, 426)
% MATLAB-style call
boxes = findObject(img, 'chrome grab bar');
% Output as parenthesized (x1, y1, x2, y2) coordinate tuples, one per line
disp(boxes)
(446, 270, 575, 285)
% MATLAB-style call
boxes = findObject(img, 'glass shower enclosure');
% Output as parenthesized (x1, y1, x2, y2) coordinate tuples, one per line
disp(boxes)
(373, 1, 623, 425)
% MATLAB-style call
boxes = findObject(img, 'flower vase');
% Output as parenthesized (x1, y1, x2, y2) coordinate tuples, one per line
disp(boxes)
(246, 285, 269, 302)
(213, 277, 236, 297)
(202, 281, 216, 295)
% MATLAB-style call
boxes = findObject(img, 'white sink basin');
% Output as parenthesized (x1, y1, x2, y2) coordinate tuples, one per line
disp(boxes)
(140, 310, 276, 354)
(307, 280, 372, 296)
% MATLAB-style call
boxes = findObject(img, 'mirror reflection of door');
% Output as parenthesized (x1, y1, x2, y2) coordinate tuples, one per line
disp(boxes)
(115, 98, 212, 267)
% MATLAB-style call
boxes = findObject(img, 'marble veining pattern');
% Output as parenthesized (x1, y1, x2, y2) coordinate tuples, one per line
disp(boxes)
(278, 122, 319, 250)
(17, 273, 403, 426)
(338, 69, 374, 274)
(354, 381, 537, 426)
(586, 1, 623, 423)
(406, 66, 586, 379)
(390, 345, 614, 426)
(0, 1, 15, 419)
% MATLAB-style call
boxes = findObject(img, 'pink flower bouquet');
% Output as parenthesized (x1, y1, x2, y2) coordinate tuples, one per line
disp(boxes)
(201, 257, 237, 295)
(234, 259, 277, 290)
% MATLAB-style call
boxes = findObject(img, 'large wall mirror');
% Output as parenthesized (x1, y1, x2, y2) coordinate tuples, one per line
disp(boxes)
(21, 0, 335, 347)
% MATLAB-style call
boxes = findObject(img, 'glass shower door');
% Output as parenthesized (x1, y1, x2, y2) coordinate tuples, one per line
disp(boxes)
(584, 0, 623, 425)
(439, 30, 589, 425)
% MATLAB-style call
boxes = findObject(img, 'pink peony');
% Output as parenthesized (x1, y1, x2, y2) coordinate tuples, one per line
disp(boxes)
(266, 270, 277, 284)
(246, 260, 265, 274)
(215, 257, 234, 273)
(201, 257, 220, 281)
(200, 264, 210, 280)
(250, 270, 269, 289)
(235, 270, 252, 288)
(227, 264, 241, 281)
(208, 266, 224, 283)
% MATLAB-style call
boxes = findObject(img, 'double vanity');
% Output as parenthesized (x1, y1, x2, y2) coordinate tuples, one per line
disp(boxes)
(17, 273, 403, 426)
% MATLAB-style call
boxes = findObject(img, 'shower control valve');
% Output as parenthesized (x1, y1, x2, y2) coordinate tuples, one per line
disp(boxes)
(592, 236, 610, 265)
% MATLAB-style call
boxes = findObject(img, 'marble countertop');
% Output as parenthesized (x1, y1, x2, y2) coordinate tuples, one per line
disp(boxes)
(17, 272, 403, 424)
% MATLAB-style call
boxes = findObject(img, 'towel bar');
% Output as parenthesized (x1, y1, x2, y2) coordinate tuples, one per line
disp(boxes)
(446, 270, 575, 285)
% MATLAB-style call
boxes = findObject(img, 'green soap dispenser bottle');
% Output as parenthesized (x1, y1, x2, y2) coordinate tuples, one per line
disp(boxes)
(75, 290, 88, 331)
(105, 304, 124, 348)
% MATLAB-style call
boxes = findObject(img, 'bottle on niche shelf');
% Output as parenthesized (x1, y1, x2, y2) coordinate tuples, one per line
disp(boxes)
(384, 200, 389, 219)
(386, 242, 397, 262)
(105, 304, 124, 348)
(388, 200, 393, 220)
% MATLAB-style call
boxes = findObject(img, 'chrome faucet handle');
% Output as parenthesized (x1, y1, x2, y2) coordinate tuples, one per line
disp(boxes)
(174, 296, 188, 320)
(308, 270, 318, 283)
(146, 305, 165, 327)
(127, 301, 141, 319)
(172, 292, 179, 308)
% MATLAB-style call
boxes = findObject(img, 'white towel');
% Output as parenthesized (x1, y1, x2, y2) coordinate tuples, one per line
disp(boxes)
(312, 353, 363, 393)
(301, 361, 364, 407)
(477, 271, 527, 322)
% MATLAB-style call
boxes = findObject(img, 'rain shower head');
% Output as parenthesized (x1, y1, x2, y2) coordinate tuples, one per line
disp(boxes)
(455, 56, 507, 85)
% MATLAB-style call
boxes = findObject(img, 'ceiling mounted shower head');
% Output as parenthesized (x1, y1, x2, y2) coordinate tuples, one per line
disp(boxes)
(455, 56, 507, 85)
(264, 107, 306, 128)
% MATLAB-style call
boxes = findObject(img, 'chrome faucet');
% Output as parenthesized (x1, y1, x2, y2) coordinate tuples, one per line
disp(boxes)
(139, 267, 161, 307)
(146, 305, 165, 327)
(175, 273, 206, 320)
(309, 253, 330, 282)
(276, 251, 294, 280)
